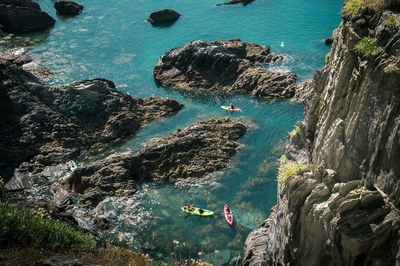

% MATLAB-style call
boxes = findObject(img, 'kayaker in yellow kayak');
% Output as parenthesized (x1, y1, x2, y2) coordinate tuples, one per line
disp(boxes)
(184, 203, 194, 212)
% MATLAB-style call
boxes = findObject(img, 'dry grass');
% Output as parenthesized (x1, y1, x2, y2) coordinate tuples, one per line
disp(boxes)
(0, 246, 151, 266)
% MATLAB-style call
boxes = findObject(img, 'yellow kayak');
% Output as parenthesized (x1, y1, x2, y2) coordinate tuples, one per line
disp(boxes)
(181, 206, 214, 217)
(221, 105, 241, 112)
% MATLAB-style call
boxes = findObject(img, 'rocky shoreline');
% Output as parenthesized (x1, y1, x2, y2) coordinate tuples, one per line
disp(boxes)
(0, 48, 183, 185)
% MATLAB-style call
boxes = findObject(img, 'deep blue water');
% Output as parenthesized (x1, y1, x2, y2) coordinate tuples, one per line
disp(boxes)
(0, 0, 342, 263)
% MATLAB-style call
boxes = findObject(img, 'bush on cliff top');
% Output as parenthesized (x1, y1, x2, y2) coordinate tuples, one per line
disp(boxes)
(0, 201, 97, 251)
(355, 37, 383, 58)
(277, 156, 307, 183)
(343, 0, 384, 16)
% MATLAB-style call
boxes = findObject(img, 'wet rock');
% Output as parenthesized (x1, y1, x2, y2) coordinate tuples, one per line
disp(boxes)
(324, 37, 333, 45)
(54, 1, 83, 16)
(94, 217, 110, 230)
(0, 49, 183, 184)
(154, 39, 296, 99)
(216, 0, 254, 6)
(147, 9, 180, 25)
(0, 0, 55, 33)
(68, 118, 247, 206)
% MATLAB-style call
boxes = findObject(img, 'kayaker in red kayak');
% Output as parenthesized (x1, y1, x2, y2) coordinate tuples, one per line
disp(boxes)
(224, 204, 234, 226)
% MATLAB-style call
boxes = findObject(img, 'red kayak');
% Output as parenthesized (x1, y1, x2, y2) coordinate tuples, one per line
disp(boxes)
(224, 204, 234, 226)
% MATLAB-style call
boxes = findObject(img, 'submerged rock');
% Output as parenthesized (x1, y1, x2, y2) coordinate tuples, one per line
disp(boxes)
(154, 39, 297, 99)
(54, 1, 83, 16)
(0, 0, 55, 33)
(216, 0, 255, 6)
(0, 49, 183, 184)
(147, 9, 180, 25)
(68, 118, 247, 206)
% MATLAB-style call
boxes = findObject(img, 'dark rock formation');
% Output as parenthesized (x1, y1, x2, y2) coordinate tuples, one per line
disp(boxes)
(324, 37, 333, 45)
(54, 1, 83, 16)
(147, 9, 180, 25)
(68, 118, 247, 206)
(0, 0, 55, 33)
(216, 0, 254, 6)
(243, 6, 400, 266)
(154, 39, 297, 99)
(94, 217, 110, 230)
(0, 49, 183, 185)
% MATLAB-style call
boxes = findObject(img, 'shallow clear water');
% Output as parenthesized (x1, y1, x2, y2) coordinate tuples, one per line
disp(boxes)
(1, 0, 342, 263)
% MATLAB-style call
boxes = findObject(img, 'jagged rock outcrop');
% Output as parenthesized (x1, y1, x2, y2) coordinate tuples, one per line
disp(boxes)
(68, 118, 247, 206)
(54, 1, 84, 16)
(0, 0, 55, 33)
(154, 39, 297, 99)
(0, 49, 183, 185)
(243, 4, 400, 266)
(147, 9, 181, 25)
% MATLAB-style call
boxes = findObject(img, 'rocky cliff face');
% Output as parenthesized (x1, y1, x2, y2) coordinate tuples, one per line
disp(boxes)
(243, 2, 400, 266)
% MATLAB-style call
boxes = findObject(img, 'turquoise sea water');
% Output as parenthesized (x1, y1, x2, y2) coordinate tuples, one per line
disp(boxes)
(1, 0, 342, 263)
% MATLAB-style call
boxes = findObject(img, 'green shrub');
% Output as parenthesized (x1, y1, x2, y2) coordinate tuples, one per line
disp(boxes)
(342, 0, 384, 17)
(277, 155, 307, 183)
(289, 126, 301, 138)
(355, 37, 383, 58)
(325, 52, 331, 64)
(384, 14, 397, 28)
(0, 201, 97, 251)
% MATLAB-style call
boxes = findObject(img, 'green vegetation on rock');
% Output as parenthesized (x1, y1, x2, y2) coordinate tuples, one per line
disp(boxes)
(355, 37, 383, 58)
(325, 52, 331, 64)
(277, 156, 307, 183)
(0, 201, 97, 251)
(342, 0, 384, 16)
(289, 125, 301, 138)
(384, 14, 397, 27)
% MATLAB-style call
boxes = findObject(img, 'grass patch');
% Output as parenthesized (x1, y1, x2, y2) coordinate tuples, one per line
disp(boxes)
(342, 0, 384, 17)
(277, 155, 307, 183)
(355, 37, 383, 58)
(0, 201, 97, 251)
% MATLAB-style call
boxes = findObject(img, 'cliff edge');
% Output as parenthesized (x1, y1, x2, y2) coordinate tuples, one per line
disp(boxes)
(243, 1, 400, 265)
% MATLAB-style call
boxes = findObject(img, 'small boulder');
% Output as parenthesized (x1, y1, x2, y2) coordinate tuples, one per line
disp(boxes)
(0, 0, 55, 33)
(95, 217, 110, 230)
(324, 37, 333, 45)
(147, 9, 180, 25)
(54, 1, 83, 16)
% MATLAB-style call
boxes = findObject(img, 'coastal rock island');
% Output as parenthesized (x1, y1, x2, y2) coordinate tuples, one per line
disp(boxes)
(154, 39, 298, 99)
(243, 2, 400, 265)
(0, 0, 55, 33)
